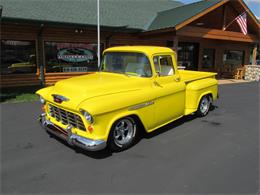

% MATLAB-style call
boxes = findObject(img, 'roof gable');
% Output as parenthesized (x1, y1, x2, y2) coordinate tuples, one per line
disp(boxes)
(147, 0, 223, 31)
(147, 0, 259, 32)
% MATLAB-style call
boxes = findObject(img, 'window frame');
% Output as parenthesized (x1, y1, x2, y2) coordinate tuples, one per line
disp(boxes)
(153, 54, 175, 77)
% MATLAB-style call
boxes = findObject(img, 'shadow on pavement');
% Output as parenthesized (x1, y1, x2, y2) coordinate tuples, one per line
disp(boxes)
(47, 106, 217, 159)
(46, 131, 113, 159)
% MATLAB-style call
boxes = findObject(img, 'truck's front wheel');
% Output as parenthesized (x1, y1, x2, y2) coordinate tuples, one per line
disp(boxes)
(197, 95, 211, 117)
(108, 117, 137, 152)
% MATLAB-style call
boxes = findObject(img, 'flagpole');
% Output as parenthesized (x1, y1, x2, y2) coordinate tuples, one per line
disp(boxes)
(223, 10, 247, 31)
(97, 0, 100, 68)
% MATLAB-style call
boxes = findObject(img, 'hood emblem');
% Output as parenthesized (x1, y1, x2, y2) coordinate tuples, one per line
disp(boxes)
(52, 94, 69, 104)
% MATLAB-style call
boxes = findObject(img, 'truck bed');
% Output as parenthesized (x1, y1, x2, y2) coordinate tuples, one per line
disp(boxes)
(179, 70, 217, 83)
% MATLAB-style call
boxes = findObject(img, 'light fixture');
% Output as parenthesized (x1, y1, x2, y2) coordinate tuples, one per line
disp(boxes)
(196, 22, 204, 26)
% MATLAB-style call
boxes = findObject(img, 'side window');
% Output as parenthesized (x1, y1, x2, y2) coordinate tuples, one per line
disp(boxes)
(153, 56, 160, 73)
(153, 55, 174, 76)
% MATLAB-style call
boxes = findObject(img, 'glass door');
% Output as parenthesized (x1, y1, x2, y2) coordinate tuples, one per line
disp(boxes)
(177, 42, 199, 70)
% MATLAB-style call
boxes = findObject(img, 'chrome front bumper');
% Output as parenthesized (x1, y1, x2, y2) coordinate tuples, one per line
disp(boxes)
(39, 114, 106, 151)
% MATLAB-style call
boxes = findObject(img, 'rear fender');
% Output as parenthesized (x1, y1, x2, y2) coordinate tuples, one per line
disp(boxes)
(185, 78, 218, 114)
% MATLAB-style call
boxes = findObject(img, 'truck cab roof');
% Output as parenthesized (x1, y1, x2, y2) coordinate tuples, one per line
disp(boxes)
(104, 46, 175, 56)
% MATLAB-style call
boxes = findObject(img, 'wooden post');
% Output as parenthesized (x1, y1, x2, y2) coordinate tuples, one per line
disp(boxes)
(37, 24, 45, 86)
(173, 36, 178, 61)
(252, 44, 257, 65)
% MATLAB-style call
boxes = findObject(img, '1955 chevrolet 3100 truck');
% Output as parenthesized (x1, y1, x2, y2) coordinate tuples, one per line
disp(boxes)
(37, 46, 218, 152)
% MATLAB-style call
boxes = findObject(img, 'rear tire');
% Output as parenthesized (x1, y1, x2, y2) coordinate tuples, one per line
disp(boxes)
(108, 117, 137, 152)
(196, 95, 211, 117)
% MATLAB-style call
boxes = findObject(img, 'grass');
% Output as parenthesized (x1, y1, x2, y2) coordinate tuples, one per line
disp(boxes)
(1, 85, 42, 103)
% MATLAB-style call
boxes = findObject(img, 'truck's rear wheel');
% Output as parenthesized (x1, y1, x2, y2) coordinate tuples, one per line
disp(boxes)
(197, 95, 211, 117)
(108, 117, 137, 152)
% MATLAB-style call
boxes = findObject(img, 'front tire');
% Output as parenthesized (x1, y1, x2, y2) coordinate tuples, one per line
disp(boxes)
(197, 95, 211, 117)
(108, 117, 137, 152)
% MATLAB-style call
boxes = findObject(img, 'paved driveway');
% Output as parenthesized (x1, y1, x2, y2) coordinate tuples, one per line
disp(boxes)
(1, 82, 259, 194)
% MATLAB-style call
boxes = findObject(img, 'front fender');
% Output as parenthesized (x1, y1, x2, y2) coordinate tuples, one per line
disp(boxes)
(36, 86, 54, 99)
(78, 90, 155, 140)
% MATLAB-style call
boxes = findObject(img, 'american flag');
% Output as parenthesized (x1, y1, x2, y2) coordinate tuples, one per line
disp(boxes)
(235, 12, 247, 35)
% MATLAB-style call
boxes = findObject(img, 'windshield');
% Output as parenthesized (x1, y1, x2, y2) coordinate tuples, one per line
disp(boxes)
(100, 52, 152, 77)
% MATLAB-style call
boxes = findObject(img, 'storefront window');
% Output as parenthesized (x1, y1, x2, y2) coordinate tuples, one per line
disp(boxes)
(177, 42, 199, 70)
(202, 48, 215, 69)
(1, 40, 36, 74)
(45, 42, 103, 73)
(223, 50, 244, 68)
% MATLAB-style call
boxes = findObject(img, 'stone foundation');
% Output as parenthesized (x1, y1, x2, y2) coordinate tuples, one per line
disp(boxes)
(244, 65, 260, 81)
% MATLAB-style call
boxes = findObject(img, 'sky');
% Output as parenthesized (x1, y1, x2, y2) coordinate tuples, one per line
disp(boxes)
(179, 0, 260, 19)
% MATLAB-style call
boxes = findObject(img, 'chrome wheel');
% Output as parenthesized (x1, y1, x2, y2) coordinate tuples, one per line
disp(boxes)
(200, 97, 209, 114)
(197, 96, 210, 116)
(113, 118, 136, 147)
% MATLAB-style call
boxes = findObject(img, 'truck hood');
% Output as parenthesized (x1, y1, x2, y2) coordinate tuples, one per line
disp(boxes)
(45, 72, 149, 110)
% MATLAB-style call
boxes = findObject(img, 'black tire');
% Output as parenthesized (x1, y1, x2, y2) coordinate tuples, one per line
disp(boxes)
(196, 95, 211, 117)
(108, 117, 137, 152)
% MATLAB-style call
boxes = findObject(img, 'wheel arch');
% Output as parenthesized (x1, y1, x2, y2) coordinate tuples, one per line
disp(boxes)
(105, 111, 147, 140)
(196, 91, 213, 109)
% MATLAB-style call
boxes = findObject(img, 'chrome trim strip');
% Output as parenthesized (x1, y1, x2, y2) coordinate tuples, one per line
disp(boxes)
(128, 101, 154, 111)
(39, 114, 106, 151)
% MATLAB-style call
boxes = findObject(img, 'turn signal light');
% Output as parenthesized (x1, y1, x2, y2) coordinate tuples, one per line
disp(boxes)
(88, 125, 94, 133)
(41, 105, 46, 112)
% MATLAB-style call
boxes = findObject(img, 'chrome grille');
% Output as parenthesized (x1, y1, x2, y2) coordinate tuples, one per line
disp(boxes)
(48, 104, 86, 131)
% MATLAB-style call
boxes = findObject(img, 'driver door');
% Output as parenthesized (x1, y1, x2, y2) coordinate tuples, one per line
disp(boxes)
(153, 54, 185, 127)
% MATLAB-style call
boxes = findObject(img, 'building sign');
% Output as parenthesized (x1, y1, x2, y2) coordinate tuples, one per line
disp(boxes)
(57, 48, 94, 63)
(45, 42, 103, 73)
(63, 67, 88, 72)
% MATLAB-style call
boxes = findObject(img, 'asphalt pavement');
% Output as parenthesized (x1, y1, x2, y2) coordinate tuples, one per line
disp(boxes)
(1, 82, 259, 194)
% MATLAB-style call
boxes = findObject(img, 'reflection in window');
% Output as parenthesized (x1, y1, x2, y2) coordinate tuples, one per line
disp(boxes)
(202, 48, 215, 69)
(1, 40, 36, 74)
(223, 50, 244, 67)
(45, 42, 103, 73)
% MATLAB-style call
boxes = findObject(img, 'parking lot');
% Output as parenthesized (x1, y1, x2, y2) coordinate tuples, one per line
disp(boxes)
(1, 82, 259, 194)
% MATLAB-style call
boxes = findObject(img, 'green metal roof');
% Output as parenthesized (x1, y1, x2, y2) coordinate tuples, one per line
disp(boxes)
(147, 0, 222, 31)
(0, 0, 183, 30)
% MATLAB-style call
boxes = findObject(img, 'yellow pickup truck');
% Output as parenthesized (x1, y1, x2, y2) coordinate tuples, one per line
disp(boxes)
(37, 46, 218, 152)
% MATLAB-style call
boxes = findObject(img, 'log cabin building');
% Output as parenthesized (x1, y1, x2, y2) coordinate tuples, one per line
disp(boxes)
(0, 0, 259, 87)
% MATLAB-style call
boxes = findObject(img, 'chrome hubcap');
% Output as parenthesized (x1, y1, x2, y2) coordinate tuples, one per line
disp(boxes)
(114, 118, 136, 146)
(200, 97, 209, 114)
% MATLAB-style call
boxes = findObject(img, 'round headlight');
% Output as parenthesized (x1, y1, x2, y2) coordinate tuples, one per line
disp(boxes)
(39, 96, 45, 104)
(80, 109, 94, 124)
